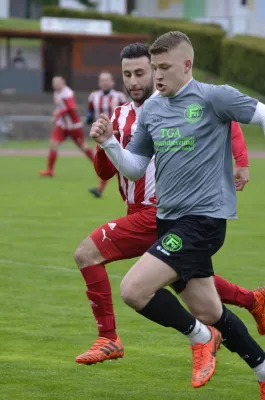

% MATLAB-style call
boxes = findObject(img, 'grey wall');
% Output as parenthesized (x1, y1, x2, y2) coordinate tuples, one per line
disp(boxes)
(0, 69, 43, 93)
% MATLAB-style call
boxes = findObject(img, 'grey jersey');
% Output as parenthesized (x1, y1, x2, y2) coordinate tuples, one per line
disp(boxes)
(126, 79, 258, 220)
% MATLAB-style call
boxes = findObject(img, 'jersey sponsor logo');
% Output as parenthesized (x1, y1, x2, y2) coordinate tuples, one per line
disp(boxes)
(156, 245, 170, 256)
(162, 233, 182, 252)
(108, 223, 116, 230)
(184, 103, 203, 123)
(152, 116, 162, 123)
(154, 127, 195, 152)
(102, 229, 111, 242)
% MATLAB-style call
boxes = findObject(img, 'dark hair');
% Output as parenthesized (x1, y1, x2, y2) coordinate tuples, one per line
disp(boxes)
(120, 43, 151, 62)
(149, 31, 192, 55)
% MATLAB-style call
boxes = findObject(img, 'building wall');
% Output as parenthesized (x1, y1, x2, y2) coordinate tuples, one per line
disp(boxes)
(133, 0, 184, 18)
(0, 0, 9, 18)
(133, 0, 265, 37)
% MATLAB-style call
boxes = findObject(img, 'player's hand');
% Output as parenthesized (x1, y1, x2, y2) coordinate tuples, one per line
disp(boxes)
(90, 114, 114, 144)
(234, 167, 249, 191)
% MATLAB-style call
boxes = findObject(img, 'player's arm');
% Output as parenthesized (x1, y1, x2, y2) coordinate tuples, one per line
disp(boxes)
(231, 121, 249, 191)
(94, 144, 117, 180)
(87, 93, 95, 124)
(56, 96, 76, 118)
(91, 110, 153, 181)
(208, 84, 265, 133)
(93, 111, 120, 180)
(232, 121, 249, 167)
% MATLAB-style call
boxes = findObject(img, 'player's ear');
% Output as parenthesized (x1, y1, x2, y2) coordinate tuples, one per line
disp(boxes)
(184, 59, 192, 73)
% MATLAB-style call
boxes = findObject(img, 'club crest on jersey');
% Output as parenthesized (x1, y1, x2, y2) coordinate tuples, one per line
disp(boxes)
(184, 104, 203, 124)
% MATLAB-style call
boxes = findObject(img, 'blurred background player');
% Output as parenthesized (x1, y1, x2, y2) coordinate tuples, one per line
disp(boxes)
(39, 77, 106, 193)
(87, 71, 128, 198)
(74, 43, 265, 367)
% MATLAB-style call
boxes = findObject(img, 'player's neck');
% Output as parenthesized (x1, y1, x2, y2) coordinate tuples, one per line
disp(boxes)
(133, 90, 156, 108)
(173, 77, 193, 97)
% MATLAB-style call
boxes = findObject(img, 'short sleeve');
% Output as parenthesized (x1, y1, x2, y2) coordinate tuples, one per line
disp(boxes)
(208, 85, 258, 124)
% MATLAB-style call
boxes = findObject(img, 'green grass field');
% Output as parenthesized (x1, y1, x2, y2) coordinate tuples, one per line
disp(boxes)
(0, 151, 265, 400)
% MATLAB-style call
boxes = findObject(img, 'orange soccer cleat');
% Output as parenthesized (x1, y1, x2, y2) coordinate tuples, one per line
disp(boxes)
(249, 288, 265, 335)
(260, 382, 265, 399)
(39, 170, 54, 177)
(191, 326, 222, 388)
(75, 336, 124, 365)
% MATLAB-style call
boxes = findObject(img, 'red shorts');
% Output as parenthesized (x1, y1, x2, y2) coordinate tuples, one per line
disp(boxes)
(51, 125, 85, 146)
(90, 206, 157, 263)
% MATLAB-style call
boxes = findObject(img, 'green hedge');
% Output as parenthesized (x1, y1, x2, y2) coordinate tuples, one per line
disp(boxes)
(42, 6, 225, 75)
(222, 35, 265, 95)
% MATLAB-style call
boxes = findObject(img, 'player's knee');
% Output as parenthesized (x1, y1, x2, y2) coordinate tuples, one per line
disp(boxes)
(74, 246, 87, 268)
(190, 304, 222, 325)
(80, 143, 87, 152)
(50, 140, 59, 151)
(74, 239, 104, 269)
(74, 246, 93, 269)
(120, 279, 144, 310)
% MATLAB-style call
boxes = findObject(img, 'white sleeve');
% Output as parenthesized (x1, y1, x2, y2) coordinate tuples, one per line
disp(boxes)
(249, 102, 265, 133)
(100, 136, 150, 181)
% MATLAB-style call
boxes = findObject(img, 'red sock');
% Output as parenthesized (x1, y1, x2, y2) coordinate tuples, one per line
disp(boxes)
(97, 180, 107, 193)
(80, 264, 117, 340)
(85, 147, 94, 162)
(47, 150, 57, 171)
(214, 274, 255, 310)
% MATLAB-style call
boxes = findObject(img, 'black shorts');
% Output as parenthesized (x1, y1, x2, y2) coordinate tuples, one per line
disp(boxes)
(147, 215, 226, 293)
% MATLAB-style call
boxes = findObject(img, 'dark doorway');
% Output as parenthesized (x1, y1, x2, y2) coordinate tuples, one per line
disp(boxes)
(43, 39, 72, 92)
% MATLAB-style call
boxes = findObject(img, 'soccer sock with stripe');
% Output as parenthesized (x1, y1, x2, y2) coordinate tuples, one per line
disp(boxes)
(214, 275, 255, 310)
(80, 264, 117, 341)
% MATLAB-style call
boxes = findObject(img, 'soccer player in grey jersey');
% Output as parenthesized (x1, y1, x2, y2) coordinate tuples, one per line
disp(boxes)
(90, 32, 265, 397)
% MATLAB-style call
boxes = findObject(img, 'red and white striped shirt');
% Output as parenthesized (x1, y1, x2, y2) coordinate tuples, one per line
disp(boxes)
(54, 86, 82, 131)
(94, 100, 156, 210)
(88, 89, 127, 121)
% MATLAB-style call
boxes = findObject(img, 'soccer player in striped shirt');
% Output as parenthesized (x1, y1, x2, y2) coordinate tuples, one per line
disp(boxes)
(87, 71, 127, 198)
(75, 43, 265, 386)
(39, 76, 95, 179)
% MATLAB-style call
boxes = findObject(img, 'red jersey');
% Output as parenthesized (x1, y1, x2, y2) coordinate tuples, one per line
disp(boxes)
(94, 99, 248, 211)
(54, 86, 82, 131)
(88, 89, 127, 120)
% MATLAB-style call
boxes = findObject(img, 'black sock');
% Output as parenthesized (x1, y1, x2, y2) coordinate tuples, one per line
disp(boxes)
(214, 305, 265, 368)
(138, 288, 196, 335)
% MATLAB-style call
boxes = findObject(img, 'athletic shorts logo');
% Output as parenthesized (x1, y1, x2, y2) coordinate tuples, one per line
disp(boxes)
(162, 234, 182, 252)
(184, 104, 203, 123)
(108, 223, 116, 230)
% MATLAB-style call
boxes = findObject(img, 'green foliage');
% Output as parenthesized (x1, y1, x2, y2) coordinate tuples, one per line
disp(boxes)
(38, 0, 59, 6)
(42, 6, 225, 74)
(221, 35, 265, 95)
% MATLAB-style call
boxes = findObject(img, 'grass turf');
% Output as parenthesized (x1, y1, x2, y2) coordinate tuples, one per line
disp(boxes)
(0, 154, 265, 399)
